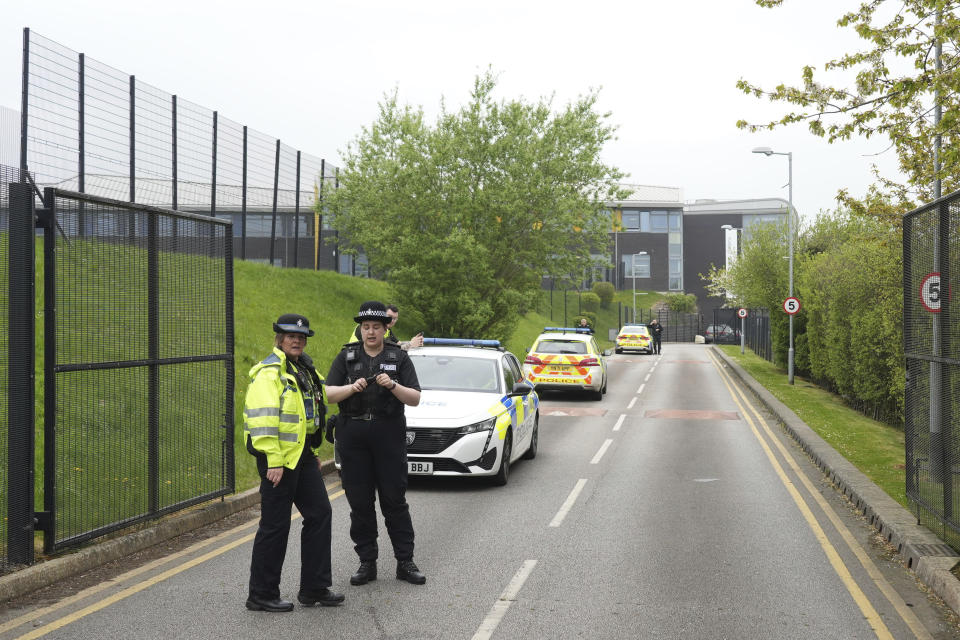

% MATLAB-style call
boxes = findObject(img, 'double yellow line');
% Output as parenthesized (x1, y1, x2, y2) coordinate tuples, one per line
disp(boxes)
(707, 349, 930, 640)
(2, 484, 345, 639)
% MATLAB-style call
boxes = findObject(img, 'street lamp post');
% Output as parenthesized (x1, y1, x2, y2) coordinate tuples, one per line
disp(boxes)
(632, 251, 647, 322)
(752, 146, 795, 385)
(721, 224, 746, 355)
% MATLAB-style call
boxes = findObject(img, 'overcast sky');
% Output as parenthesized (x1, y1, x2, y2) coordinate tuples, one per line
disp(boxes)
(2, 0, 910, 222)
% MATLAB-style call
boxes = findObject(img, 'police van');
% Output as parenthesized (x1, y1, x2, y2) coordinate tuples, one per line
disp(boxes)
(522, 327, 610, 400)
(400, 338, 539, 486)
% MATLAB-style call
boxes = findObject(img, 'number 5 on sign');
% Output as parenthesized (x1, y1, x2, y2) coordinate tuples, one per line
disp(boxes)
(921, 272, 942, 313)
(783, 297, 801, 315)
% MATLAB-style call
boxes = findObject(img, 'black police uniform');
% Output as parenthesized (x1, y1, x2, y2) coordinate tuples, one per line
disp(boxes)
(326, 341, 421, 564)
(247, 352, 335, 607)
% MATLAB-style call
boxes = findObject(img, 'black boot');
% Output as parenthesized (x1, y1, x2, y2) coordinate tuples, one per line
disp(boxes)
(297, 588, 345, 607)
(350, 560, 377, 585)
(245, 595, 294, 612)
(396, 560, 426, 585)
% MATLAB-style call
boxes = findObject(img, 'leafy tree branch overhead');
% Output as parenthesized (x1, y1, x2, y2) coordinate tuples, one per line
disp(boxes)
(321, 70, 628, 341)
(738, 0, 960, 217)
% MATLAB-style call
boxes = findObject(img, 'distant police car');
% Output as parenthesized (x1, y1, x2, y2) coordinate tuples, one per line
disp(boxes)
(401, 338, 539, 486)
(616, 324, 652, 354)
(522, 327, 610, 400)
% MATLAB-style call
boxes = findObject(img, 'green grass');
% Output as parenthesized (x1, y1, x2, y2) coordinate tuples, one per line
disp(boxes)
(718, 345, 908, 508)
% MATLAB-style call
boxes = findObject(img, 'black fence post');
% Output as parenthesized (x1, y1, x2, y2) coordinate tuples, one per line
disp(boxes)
(269, 139, 280, 266)
(171, 95, 178, 240)
(904, 217, 915, 499)
(294, 151, 301, 269)
(938, 199, 952, 521)
(78, 52, 85, 236)
(41, 188, 57, 552)
(148, 200, 159, 516)
(224, 222, 236, 492)
(19, 28, 29, 181)
(210, 111, 217, 218)
(241, 126, 247, 261)
(316, 158, 325, 271)
(8, 182, 36, 565)
(129, 75, 136, 237)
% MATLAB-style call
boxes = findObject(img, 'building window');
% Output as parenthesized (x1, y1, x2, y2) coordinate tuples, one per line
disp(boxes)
(640, 211, 650, 232)
(669, 211, 681, 232)
(624, 253, 650, 278)
(651, 211, 668, 232)
(622, 210, 640, 229)
(669, 277, 682, 291)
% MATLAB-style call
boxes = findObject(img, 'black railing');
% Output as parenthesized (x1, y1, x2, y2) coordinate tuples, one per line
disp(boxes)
(5, 185, 234, 564)
(903, 188, 960, 551)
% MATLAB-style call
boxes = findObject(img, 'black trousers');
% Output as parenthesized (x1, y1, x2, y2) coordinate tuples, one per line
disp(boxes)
(248, 448, 333, 599)
(338, 415, 415, 562)
(653, 336, 662, 354)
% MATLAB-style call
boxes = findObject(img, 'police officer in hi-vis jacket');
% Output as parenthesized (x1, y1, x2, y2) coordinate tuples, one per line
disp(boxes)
(244, 314, 344, 612)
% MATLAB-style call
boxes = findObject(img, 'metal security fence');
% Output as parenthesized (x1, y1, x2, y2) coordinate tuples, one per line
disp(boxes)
(903, 189, 960, 549)
(21, 28, 340, 271)
(6, 185, 234, 562)
(624, 308, 702, 342)
(743, 308, 773, 362)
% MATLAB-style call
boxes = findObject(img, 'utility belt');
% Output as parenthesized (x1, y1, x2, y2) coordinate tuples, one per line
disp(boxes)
(343, 411, 401, 422)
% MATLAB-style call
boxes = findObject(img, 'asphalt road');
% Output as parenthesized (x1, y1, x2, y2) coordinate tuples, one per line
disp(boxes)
(2, 343, 960, 639)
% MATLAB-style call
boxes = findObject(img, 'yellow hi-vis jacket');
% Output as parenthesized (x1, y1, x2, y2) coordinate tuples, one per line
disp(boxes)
(244, 347, 325, 469)
(346, 325, 393, 344)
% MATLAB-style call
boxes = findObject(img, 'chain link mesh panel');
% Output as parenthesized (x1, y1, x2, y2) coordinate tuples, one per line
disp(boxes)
(48, 189, 233, 549)
(23, 29, 338, 270)
(904, 193, 960, 549)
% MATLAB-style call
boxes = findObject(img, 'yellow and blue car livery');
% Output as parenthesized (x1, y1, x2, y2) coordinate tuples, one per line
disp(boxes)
(403, 338, 539, 486)
(615, 324, 652, 354)
(522, 327, 609, 400)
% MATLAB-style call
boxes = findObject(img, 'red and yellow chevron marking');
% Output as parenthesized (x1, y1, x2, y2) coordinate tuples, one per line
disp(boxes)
(528, 353, 590, 376)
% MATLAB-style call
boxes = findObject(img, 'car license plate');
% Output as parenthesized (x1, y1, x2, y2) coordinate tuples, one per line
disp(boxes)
(548, 365, 568, 372)
(408, 461, 433, 475)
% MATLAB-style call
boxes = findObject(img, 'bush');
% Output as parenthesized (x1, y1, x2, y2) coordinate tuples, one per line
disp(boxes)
(664, 292, 697, 313)
(592, 281, 615, 308)
(581, 291, 601, 313)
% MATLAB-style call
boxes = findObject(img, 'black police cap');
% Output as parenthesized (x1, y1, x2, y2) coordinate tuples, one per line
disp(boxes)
(273, 313, 314, 337)
(353, 301, 390, 325)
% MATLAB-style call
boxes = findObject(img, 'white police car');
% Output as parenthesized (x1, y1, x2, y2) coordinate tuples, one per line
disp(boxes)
(402, 338, 539, 486)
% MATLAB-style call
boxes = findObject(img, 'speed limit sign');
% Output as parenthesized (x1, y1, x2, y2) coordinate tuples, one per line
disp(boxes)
(737, 308, 748, 319)
(921, 272, 942, 313)
(783, 297, 801, 315)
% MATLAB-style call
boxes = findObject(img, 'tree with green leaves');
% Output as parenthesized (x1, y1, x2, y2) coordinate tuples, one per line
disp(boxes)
(322, 72, 627, 341)
(738, 0, 959, 219)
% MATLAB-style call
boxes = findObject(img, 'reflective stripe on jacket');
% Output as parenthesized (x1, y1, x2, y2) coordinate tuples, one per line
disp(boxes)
(243, 347, 324, 469)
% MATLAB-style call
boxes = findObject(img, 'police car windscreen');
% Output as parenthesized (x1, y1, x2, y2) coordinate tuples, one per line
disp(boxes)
(536, 340, 588, 355)
(409, 355, 500, 393)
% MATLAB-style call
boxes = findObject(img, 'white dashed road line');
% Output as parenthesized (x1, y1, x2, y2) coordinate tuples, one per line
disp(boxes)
(549, 479, 588, 527)
(613, 414, 626, 431)
(472, 560, 539, 640)
(590, 439, 613, 465)
(627, 397, 637, 410)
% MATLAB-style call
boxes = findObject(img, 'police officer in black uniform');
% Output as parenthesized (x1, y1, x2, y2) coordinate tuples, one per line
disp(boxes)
(325, 301, 426, 586)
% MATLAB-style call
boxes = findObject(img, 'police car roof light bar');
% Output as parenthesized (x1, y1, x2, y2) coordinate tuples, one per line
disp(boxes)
(542, 327, 593, 335)
(423, 337, 502, 349)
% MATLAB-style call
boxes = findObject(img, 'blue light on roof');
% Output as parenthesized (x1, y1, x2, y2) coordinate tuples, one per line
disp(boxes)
(423, 337, 502, 348)
(542, 327, 593, 334)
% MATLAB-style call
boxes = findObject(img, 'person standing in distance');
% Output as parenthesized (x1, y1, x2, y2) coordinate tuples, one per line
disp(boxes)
(346, 304, 424, 350)
(244, 314, 344, 612)
(325, 301, 426, 586)
(647, 318, 663, 355)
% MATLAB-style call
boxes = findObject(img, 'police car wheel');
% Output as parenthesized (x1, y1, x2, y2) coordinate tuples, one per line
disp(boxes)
(521, 417, 538, 460)
(615, 348, 622, 354)
(492, 433, 512, 486)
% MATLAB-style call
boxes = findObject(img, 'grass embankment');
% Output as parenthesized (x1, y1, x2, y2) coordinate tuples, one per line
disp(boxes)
(718, 345, 907, 508)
